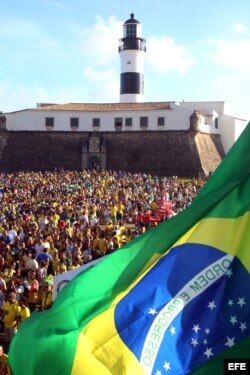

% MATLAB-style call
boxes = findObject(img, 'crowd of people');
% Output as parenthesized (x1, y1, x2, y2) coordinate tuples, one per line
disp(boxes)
(0, 168, 206, 356)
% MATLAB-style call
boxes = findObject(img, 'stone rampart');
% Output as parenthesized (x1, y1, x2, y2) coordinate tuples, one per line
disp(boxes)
(0, 130, 224, 177)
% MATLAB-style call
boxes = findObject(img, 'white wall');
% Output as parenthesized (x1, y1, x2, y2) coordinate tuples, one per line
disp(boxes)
(6, 106, 193, 132)
(6, 102, 246, 156)
(219, 114, 248, 153)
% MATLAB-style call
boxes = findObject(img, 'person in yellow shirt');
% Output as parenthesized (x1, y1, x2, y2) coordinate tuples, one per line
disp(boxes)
(105, 220, 114, 237)
(110, 203, 118, 223)
(0, 345, 8, 375)
(52, 251, 60, 275)
(51, 211, 60, 227)
(40, 279, 53, 311)
(3, 263, 16, 285)
(2, 291, 20, 351)
(18, 296, 30, 324)
(117, 202, 125, 222)
(150, 199, 157, 213)
(91, 233, 99, 258)
(96, 232, 108, 257)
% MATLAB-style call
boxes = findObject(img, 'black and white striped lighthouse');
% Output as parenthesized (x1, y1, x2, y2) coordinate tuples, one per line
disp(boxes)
(118, 13, 146, 103)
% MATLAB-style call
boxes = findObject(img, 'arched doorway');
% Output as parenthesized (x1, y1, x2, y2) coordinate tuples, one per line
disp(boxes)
(88, 155, 101, 170)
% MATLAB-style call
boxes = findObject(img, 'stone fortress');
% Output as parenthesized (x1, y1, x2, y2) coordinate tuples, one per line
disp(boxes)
(0, 14, 247, 176)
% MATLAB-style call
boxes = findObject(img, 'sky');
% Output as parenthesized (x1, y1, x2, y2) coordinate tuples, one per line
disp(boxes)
(1, 0, 250, 120)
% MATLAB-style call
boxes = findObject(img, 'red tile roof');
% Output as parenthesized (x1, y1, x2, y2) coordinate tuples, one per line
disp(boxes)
(35, 102, 172, 112)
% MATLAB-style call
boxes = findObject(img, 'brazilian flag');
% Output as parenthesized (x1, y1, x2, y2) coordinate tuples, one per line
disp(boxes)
(9, 124, 250, 374)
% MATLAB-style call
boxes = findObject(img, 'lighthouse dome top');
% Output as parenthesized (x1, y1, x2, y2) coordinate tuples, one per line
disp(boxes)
(124, 13, 140, 24)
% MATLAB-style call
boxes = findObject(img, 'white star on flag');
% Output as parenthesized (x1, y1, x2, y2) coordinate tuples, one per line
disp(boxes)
(192, 324, 201, 333)
(207, 301, 216, 310)
(156, 370, 162, 375)
(239, 322, 247, 332)
(237, 297, 246, 308)
(191, 338, 199, 347)
(228, 299, 234, 306)
(225, 337, 235, 348)
(204, 348, 213, 359)
(229, 316, 238, 325)
(170, 326, 176, 335)
(203, 339, 208, 345)
(163, 361, 171, 371)
(205, 328, 210, 334)
(225, 269, 233, 278)
(148, 308, 158, 316)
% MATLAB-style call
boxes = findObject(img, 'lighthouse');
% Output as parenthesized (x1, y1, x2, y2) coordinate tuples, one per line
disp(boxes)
(118, 13, 146, 103)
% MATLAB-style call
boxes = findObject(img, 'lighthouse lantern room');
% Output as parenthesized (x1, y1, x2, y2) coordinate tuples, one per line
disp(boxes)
(119, 13, 146, 103)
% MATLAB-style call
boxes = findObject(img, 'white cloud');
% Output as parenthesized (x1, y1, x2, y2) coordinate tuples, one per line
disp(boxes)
(83, 65, 119, 102)
(79, 14, 122, 99)
(214, 39, 250, 72)
(233, 22, 248, 34)
(146, 36, 195, 74)
(80, 15, 122, 65)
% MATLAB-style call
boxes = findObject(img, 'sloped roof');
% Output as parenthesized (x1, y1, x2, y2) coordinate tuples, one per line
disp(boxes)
(34, 102, 172, 112)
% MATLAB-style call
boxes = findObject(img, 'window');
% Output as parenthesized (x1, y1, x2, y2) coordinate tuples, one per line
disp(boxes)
(114, 117, 123, 128)
(125, 118, 132, 127)
(45, 117, 54, 127)
(215, 117, 218, 129)
(157, 117, 165, 126)
(140, 116, 148, 128)
(93, 118, 100, 127)
(70, 117, 79, 129)
(126, 24, 137, 37)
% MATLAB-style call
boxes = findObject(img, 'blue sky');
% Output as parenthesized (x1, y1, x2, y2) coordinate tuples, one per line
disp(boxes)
(1, 0, 250, 120)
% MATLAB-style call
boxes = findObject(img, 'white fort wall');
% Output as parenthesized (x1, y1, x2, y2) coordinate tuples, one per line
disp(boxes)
(219, 114, 247, 154)
(4, 101, 248, 154)
(6, 106, 193, 132)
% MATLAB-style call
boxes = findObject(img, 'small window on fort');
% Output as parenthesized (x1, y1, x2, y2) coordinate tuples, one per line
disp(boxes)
(45, 117, 54, 127)
(215, 117, 218, 129)
(125, 118, 132, 126)
(70, 117, 79, 129)
(157, 117, 165, 126)
(114, 118, 123, 128)
(93, 118, 100, 127)
(140, 116, 148, 128)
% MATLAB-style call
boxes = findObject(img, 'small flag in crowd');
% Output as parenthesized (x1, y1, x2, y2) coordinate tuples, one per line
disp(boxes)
(8, 123, 250, 374)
